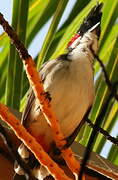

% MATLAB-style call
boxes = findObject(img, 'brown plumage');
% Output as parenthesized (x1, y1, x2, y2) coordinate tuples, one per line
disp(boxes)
(14, 3, 102, 180)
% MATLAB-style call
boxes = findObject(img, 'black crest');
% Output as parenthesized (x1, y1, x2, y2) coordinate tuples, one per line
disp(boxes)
(78, 3, 103, 38)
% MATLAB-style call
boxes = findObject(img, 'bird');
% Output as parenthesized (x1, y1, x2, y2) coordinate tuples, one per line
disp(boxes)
(14, 3, 103, 180)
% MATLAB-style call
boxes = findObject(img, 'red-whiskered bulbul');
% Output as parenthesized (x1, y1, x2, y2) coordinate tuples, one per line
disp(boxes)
(14, 3, 103, 180)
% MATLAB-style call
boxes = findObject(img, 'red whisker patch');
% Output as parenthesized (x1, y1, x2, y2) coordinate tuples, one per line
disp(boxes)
(67, 33, 80, 48)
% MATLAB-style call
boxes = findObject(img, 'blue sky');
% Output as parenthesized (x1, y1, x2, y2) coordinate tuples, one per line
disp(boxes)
(0, 0, 12, 32)
(0, 0, 118, 159)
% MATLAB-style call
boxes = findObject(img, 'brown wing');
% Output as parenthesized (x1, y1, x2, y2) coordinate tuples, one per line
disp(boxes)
(21, 88, 35, 125)
(21, 59, 58, 126)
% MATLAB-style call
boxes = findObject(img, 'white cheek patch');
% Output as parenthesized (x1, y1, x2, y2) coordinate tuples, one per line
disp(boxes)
(68, 46, 85, 61)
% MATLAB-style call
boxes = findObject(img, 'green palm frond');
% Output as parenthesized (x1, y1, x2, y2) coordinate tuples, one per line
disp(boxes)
(0, 0, 118, 167)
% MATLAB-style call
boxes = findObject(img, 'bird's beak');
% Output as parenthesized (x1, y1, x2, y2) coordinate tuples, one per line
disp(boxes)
(89, 22, 100, 33)
(88, 22, 101, 37)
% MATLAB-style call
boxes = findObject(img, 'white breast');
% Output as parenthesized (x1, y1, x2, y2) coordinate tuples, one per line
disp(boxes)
(45, 58, 95, 138)
(28, 56, 95, 148)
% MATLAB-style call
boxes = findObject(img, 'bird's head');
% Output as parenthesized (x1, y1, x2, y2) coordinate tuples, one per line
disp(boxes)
(67, 3, 103, 56)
